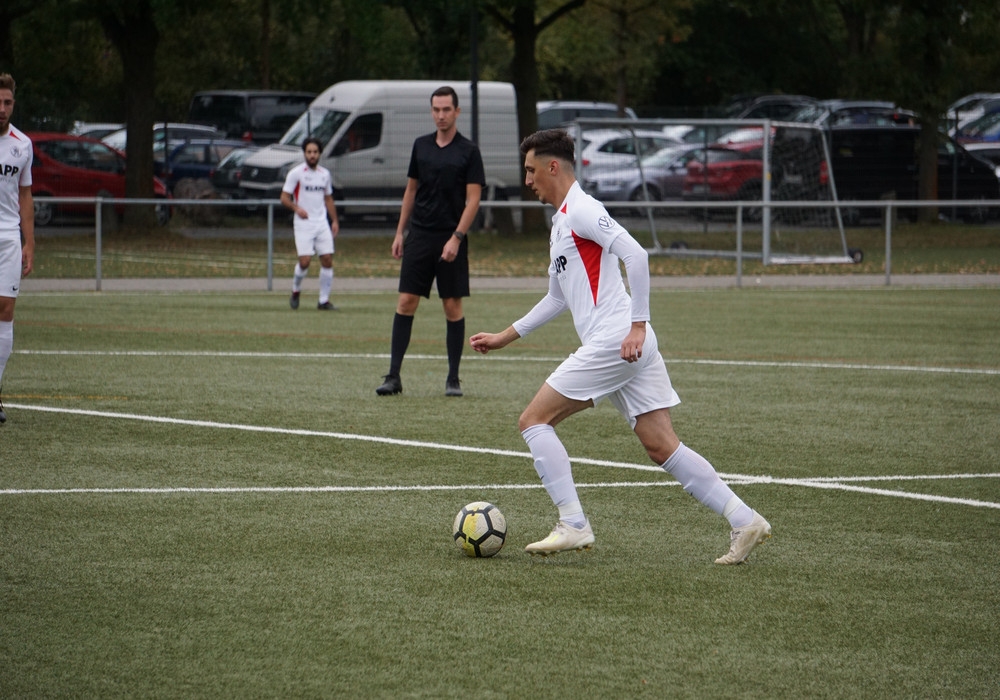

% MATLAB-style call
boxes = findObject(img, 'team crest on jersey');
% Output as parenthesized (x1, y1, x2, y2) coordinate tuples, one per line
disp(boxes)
(9, 145, 22, 158)
(598, 215, 618, 230)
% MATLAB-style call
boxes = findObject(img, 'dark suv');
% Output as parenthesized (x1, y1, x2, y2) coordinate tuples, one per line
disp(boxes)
(188, 90, 315, 144)
(827, 125, 999, 223)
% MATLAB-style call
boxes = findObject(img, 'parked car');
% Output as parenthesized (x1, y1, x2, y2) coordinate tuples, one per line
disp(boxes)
(953, 110, 1000, 143)
(154, 138, 248, 192)
(577, 128, 682, 174)
(827, 124, 999, 223)
(946, 93, 1000, 124)
(187, 90, 315, 144)
(209, 145, 261, 199)
(682, 141, 767, 220)
(729, 94, 820, 120)
(962, 142, 1000, 177)
(28, 132, 170, 226)
(68, 121, 124, 140)
(102, 123, 222, 156)
(582, 144, 701, 212)
(787, 99, 917, 127)
(537, 100, 637, 130)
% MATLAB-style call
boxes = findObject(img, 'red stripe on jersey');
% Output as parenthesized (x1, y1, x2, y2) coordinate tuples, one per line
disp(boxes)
(293, 182, 300, 202)
(572, 231, 603, 304)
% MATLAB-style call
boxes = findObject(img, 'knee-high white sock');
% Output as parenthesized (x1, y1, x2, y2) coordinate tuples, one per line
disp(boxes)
(292, 263, 307, 292)
(522, 424, 586, 528)
(661, 443, 753, 528)
(0, 320, 12, 385)
(319, 266, 334, 304)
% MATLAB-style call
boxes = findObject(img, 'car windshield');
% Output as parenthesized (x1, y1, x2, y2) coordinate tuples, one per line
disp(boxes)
(787, 104, 826, 124)
(280, 108, 351, 148)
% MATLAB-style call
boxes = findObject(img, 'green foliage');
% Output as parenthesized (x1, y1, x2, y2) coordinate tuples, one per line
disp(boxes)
(2, 288, 999, 696)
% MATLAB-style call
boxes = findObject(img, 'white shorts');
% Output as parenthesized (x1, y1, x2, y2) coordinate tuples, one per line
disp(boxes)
(293, 220, 334, 258)
(0, 235, 22, 299)
(546, 324, 681, 428)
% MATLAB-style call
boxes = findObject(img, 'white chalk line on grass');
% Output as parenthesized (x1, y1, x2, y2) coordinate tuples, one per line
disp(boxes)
(15, 349, 1000, 375)
(3, 404, 999, 509)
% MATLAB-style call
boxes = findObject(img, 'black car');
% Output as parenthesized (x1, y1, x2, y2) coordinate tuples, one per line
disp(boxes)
(826, 125, 999, 223)
(188, 90, 316, 144)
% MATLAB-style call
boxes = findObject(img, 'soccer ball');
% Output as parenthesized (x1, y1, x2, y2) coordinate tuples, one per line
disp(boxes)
(453, 501, 507, 558)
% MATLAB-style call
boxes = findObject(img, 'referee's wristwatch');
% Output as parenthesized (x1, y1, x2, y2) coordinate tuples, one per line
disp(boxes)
(453, 230, 467, 242)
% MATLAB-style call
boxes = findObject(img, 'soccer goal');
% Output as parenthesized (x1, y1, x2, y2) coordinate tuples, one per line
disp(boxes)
(570, 117, 858, 266)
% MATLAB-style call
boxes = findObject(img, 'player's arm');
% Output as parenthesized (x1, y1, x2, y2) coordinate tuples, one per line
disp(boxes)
(609, 233, 651, 362)
(280, 190, 305, 219)
(441, 182, 482, 263)
(324, 193, 339, 236)
(393, 178, 418, 260)
(18, 185, 34, 277)
(471, 277, 567, 354)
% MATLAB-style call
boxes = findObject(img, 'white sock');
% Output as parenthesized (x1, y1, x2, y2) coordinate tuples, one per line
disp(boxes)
(661, 443, 754, 528)
(521, 424, 587, 528)
(319, 266, 334, 304)
(0, 320, 11, 385)
(292, 263, 307, 292)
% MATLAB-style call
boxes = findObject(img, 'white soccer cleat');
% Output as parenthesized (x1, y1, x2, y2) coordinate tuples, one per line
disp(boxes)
(715, 511, 772, 565)
(525, 520, 595, 556)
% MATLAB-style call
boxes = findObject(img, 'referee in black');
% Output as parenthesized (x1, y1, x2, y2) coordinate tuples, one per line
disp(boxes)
(376, 85, 485, 397)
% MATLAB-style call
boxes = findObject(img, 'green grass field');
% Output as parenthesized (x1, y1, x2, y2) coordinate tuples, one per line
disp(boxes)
(2, 286, 999, 698)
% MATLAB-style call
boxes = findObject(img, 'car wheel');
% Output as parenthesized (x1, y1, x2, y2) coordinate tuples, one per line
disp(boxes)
(33, 195, 54, 226)
(155, 197, 172, 227)
(737, 182, 763, 223)
(628, 186, 661, 217)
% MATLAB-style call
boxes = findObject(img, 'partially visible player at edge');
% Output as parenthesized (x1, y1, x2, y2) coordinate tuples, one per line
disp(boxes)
(0, 73, 34, 425)
(281, 137, 340, 311)
(469, 129, 771, 563)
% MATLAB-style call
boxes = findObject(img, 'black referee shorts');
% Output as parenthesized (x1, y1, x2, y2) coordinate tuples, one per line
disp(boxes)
(398, 227, 470, 299)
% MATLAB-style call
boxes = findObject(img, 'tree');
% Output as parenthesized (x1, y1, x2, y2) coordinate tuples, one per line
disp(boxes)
(483, 0, 586, 231)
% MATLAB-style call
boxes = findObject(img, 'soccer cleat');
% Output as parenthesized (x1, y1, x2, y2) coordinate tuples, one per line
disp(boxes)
(317, 301, 337, 310)
(375, 374, 402, 396)
(445, 376, 463, 397)
(289, 291, 300, 310)
(525, 520, 595, 556)
(715, 511, 772, 565)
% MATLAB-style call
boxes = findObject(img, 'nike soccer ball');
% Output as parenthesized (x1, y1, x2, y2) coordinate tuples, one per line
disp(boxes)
(453, 501, 507, 558)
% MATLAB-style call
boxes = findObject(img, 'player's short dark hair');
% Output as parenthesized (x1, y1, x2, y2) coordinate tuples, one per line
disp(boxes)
(302, 137, 322, 153)
(431, 86, 458, 108)
(520, 129, 575, 165)
(0, 73, 16, 94)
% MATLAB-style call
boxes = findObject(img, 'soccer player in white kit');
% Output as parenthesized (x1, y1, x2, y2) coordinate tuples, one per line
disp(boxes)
(0, 73, 34, 425)
(281, 137, 340, 310)
(470, 129, 771, 563)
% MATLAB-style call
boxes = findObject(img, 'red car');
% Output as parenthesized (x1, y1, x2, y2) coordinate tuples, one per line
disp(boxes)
(28, 132, 170, 226)
(682, 142, 766, 221)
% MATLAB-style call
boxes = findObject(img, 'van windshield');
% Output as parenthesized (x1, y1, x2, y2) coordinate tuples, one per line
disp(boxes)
(280, 108, 351, 148)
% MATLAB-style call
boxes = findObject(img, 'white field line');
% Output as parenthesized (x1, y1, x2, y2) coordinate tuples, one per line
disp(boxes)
(3, 404, 998, 509)
(14, 349, 1000, 375)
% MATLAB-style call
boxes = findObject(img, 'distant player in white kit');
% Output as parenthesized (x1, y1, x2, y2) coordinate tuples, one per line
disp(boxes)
(470, 129, 771, 563)
(281, 137, 340, 310)
(0, 73, 34, 424)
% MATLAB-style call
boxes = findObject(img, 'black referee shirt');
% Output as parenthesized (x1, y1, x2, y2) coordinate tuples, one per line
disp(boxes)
(407, 131, 486, 232)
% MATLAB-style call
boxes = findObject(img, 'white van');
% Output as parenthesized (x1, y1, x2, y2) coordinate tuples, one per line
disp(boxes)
(238, 80, 520, 223)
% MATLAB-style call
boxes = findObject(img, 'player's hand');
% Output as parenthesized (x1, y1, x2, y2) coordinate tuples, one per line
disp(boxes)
(470, 327, 519, 355)
(391, 233, 404, 260)
(620, 323, 646, 363)
(296, 207, 308, 219)
(22, 246, 33, 277)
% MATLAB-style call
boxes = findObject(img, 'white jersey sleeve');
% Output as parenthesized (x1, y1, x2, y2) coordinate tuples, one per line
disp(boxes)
(512, 275, 568, 338)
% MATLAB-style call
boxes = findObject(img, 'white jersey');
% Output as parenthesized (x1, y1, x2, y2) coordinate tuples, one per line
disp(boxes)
(282, 163, 332, 233)
(541, 181, 648, 346)
(0, 125, 33, 237)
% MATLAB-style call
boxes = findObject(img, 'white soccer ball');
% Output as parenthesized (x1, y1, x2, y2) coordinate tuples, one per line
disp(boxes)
(453, 501, 507, 558)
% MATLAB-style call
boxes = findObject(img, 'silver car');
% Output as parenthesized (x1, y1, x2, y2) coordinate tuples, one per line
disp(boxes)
(583, 145, 702, 213)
